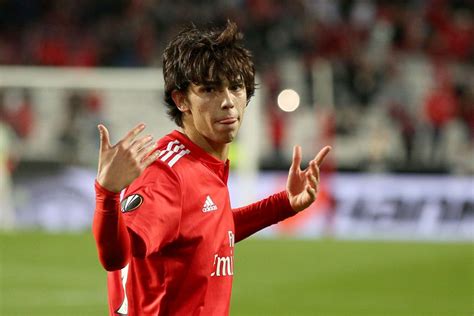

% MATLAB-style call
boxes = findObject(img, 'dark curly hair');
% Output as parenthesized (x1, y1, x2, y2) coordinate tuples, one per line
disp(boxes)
(162, 20, 256, 127)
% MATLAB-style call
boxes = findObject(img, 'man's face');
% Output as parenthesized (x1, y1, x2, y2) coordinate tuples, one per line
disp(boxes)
(182, 79, 247, 145)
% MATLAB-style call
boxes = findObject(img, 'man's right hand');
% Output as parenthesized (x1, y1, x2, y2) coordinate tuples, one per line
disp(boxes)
(96, 123, 160, 193)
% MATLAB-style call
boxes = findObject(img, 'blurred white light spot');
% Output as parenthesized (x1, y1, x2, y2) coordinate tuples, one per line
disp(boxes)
(277, 89, 300, 112)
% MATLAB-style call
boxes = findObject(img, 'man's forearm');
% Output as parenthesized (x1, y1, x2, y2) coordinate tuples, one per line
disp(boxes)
(93, 181, 131, 271)
(232, 191, 296, 242)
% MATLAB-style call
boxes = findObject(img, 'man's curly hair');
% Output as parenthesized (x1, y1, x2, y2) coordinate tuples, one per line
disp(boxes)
(163, 20, 256, 127)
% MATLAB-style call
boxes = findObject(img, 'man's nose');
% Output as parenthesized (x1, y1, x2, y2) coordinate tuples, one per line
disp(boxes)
(221, 88, 235, 108)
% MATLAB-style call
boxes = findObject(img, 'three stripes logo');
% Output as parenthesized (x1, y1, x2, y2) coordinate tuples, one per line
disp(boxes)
(159, 140, 190, 167)
(202, 195, 218, 213)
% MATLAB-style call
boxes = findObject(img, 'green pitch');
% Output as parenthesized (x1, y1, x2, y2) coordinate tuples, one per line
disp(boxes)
(0, 232, 472, 316)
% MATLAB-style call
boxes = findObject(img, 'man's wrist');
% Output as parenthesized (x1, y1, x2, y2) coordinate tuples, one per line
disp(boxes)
(278, 190, 298, 214)
(95, 180, 121, 213)
(96, 177, 122, 194)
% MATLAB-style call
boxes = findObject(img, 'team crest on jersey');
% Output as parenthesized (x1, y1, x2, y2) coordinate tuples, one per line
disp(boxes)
(121, 194, 143, 213)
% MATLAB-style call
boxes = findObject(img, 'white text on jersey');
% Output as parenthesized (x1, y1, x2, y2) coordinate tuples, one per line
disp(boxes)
(210, 231, 235, 277)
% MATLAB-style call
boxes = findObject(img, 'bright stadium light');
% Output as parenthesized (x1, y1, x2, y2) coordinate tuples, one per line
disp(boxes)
(277, 89, 300, 112)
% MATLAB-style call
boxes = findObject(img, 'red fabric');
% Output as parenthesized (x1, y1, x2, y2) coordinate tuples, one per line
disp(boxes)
(426, 1, 473, 61)
(269, 107, 284, 149)
(93, 130, 295, 315)
(15, 104, 34, 137)
(443, 24, 473, 60)
(93, 183, 130, 271)
(37, 37, 68, 66)
(233, 191, 294, 242)
(424, 89, 457, 127)
(69, 43, 98, 66)
(0, 103, 34, 138)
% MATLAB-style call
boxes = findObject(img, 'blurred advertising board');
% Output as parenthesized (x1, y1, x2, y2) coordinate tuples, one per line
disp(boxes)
(249, 173, 473, 241)
(8, 166, 474, 241)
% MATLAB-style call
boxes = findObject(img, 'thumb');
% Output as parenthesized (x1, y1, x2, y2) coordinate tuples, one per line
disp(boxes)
(98, 124, 111, 151)
(290, 145, 302, 173)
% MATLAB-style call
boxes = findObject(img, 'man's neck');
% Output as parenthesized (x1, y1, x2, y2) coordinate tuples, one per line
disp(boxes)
(181, 127, 229, 162)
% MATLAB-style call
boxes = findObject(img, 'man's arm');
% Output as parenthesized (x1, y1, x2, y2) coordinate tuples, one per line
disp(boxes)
(93, 182, 130, 271)
(92, 123, 159, 271)
(233, 145, 331, 242)
(232, 191, 294, 242)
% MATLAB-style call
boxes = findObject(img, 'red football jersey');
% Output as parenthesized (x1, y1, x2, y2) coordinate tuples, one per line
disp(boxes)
(94, 130, 295, 315)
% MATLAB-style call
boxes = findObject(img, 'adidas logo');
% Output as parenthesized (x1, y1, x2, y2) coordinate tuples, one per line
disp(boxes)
(202, 195, 218, 212)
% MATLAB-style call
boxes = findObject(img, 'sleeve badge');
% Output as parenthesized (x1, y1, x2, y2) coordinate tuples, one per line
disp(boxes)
(121, 194, 143, 213)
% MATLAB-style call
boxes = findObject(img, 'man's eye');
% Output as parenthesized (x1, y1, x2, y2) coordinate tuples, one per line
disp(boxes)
(230, 84, 243, 91)
(203, 87, 215, 93)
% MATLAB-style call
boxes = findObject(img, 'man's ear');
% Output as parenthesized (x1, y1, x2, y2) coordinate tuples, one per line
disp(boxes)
(171, 90, 189, 113)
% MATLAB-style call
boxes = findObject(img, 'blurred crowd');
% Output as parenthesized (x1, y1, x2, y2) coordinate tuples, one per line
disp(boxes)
(0, 0, 473, 173)
(0, 0, 472, 66)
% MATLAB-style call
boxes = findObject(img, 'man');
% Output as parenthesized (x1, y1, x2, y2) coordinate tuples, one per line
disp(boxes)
(93, 21, 330, 315)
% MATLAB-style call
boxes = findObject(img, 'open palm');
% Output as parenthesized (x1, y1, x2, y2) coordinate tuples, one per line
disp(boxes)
(287, 145, 331, 212)
(96, 123, 159, 193)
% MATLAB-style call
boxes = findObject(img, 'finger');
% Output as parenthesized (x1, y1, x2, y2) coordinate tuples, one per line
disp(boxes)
(314, 146, 332, 167)
(137, 142, 158, 162)
(141, 150, 161, 169)
(306, 184, 317, 201)
(130, 135, 153, 153)
(306, 171, 318, 191)
(309, 160, 320, 183)
(290, 145, 302, 173)
(98, 124, 111, 151)
(122, 123, 146, 147)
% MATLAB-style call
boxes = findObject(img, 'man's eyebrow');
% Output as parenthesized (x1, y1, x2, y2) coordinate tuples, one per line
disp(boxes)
(199, 77, 243, 87)
(201, 80, 220, 87)
(229, 79, 244, 85)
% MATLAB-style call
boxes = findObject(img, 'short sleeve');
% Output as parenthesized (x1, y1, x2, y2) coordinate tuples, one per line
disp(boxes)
(121, 161, 182, 256)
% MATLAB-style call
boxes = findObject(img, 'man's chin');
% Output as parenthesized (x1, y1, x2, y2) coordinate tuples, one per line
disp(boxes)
(220, 132, 236, 144)
(215, 126, 239, 141)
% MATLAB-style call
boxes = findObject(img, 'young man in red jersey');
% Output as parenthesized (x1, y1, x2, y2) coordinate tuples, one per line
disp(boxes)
(93, 21, 331, 315)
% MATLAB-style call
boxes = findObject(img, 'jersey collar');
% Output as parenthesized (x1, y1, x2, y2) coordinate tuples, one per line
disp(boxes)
(170, 130, 230, 184)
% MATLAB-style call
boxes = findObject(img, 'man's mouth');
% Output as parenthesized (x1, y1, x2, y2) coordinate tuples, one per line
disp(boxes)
(217, 117, 238, 124)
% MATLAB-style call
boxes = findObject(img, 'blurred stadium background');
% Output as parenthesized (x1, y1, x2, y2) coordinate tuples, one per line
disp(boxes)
(0, 0, 473, 315)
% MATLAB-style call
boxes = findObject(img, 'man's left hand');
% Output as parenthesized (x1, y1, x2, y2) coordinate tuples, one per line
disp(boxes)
(287, 145, 331, 212)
